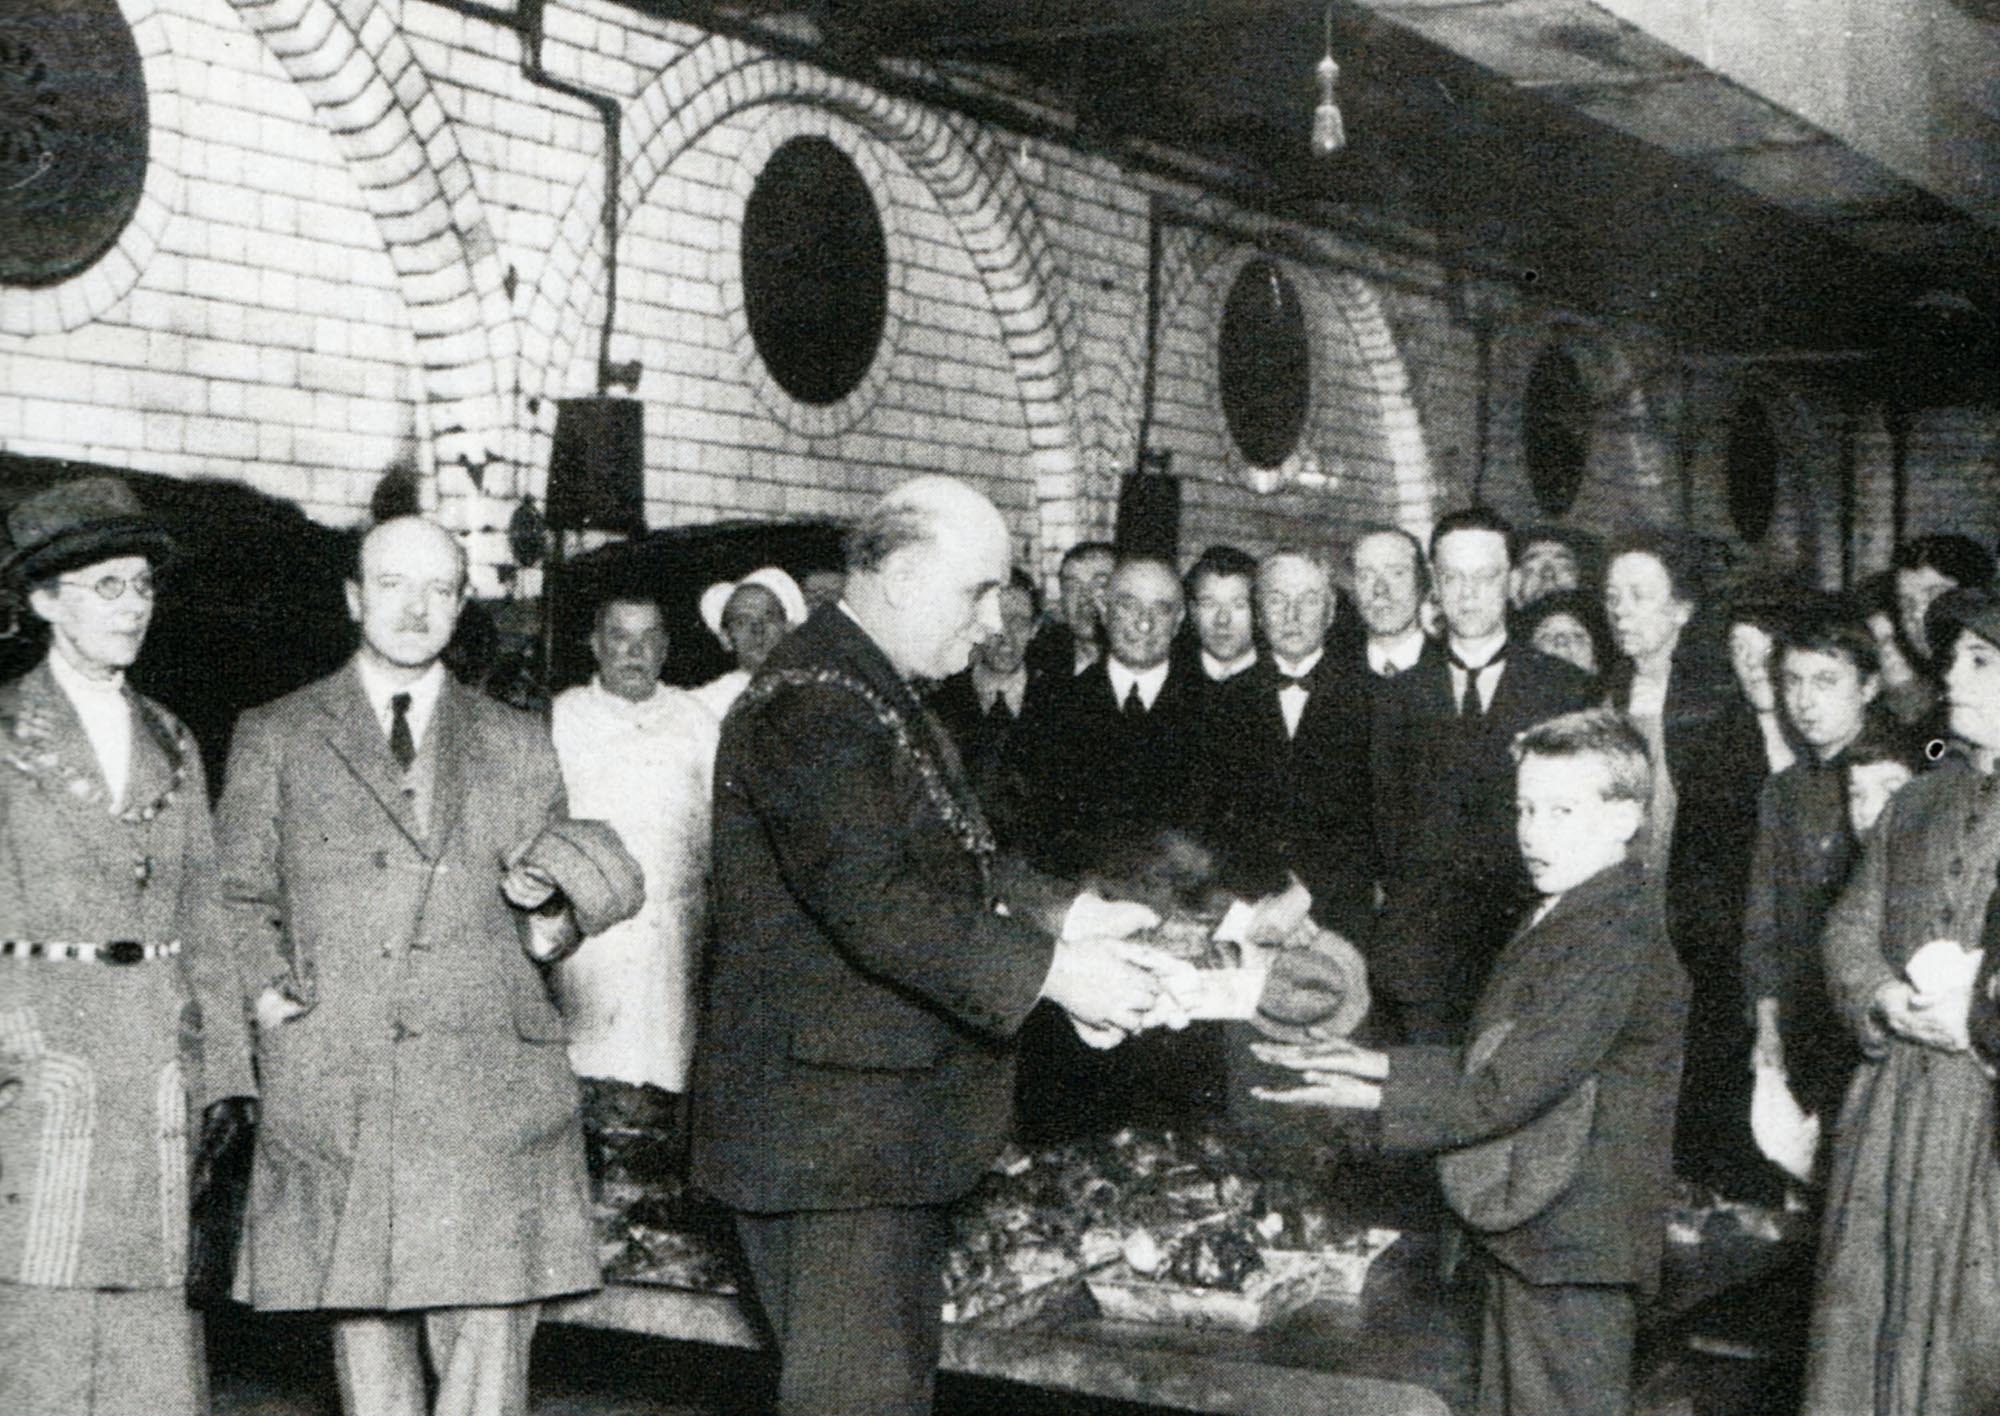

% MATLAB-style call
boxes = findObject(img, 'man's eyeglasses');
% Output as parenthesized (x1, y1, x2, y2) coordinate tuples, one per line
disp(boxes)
(58, 571, 156, 601)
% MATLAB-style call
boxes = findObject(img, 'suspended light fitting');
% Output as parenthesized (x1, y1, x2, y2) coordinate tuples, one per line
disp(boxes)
(1312, 6, 1346, 157)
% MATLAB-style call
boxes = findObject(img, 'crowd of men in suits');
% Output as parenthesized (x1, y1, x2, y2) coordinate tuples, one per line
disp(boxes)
(930, 511, 1596, 1079)
(10, 465, 1990, 1416)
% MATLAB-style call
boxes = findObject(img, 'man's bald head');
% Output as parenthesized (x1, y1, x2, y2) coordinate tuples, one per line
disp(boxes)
(1103, 557, 1184, 671)
(846, 474, 1009, 576)
(844, 476, 1015, 680)
(346, 516, 468, 675)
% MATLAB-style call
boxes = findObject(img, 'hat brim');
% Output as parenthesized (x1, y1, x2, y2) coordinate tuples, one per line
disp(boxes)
(1927, 588, 2000, 660)
(1, 519, 176, 586)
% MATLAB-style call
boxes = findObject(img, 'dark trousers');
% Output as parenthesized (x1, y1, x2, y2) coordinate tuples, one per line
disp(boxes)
(1477, 1264, 1636, 1416)
(734, 1204, 952, 1416)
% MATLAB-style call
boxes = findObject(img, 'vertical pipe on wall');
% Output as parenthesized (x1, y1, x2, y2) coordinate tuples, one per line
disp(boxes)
(1135, 192, 1165, 483)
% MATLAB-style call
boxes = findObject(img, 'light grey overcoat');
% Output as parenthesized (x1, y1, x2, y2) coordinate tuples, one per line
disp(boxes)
(213, 663, 599, 1311)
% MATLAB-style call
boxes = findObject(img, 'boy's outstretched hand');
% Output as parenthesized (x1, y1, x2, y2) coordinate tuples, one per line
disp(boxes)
(1247, 1038, 1388, 1110)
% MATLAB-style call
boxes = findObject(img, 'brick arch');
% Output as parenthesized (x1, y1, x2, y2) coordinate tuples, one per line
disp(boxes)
(1500, 319, 1675, 529)
(1163, 238, 1436, 533)
(1299, 269, 1438, 534)
(225, 0, 515, 514)
(521, 38, 1085, 544)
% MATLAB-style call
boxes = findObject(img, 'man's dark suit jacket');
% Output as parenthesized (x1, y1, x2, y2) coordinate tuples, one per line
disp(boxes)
(1202, 654, 1376, 944)
(926, 669, 1047, 852)
(1370, 639, 1593, 1014)
(1023, 658, 1214, 880)
(1380, 861, 1688, 1290)
(1024, 621, 1092, 687)
(689, 607, 1058, 1213)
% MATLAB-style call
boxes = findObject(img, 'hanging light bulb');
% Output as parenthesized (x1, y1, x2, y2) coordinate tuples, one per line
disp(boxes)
(1312, 7, 1346, 157)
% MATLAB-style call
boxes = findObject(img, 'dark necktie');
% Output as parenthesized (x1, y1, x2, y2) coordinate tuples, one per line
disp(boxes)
(1122, 682, 1145, 719)
(987, 690, 1016, 721)
(388, 692, 416, 772)
(1449, 648, 1504, 719)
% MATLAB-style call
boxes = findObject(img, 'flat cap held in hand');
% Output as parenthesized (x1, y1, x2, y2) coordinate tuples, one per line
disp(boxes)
(512, 818, 647, 936)
(1253, 921, 1371, 1042)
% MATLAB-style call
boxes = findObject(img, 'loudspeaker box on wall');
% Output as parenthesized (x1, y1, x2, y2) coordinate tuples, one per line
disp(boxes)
(548, 397, 645, 534)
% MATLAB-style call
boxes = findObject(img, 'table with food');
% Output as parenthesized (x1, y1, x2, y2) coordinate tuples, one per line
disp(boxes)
(549, 902, 1804, 1414)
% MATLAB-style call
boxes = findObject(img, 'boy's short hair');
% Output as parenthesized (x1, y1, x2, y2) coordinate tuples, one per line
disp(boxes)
(1776, 597, 1880, 681)
(1184, 543, 1258, 599)
(1512, 707, 1653, 804)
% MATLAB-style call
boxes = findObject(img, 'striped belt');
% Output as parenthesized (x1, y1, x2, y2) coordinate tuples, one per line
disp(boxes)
(0, 939, 180, 965)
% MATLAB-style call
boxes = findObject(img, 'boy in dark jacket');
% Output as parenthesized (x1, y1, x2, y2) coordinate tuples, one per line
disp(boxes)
(1255, 708, 1688, 1416)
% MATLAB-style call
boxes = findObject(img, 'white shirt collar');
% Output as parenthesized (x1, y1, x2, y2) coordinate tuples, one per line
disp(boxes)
(1202, 649, 1257, 681)
(1447, 628, 1508, 670)
(47, 644, 126, 700)
(354, 655, 447, 751)
(1107, 657, 1171, 711)
(1366, 627, 1427, 676)
(587, 674, 686, 727)
(1272, 648, 1325, 683)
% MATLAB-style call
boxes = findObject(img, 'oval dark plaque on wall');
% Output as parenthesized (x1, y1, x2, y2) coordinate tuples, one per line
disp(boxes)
(1218, 259, 1311, 471)
(1725, 396, 1778, 543)
(741, 136, 888, 407)
(0, 0, 150, 288)
(1522, 346, 1589, 517)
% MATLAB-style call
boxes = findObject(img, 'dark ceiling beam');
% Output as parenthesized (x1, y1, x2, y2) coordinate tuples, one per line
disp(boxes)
(826, 0, 1317, 53)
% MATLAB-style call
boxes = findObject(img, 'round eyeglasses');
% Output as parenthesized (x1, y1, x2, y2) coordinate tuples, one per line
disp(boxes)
(59, 570, 156, 601)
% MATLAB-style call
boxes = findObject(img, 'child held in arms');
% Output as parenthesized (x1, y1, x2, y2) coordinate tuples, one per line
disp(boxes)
(1253, 708, 1688, 1416)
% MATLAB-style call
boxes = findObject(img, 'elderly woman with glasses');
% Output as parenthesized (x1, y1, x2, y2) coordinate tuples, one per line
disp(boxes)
(0, 478, 256, 1416)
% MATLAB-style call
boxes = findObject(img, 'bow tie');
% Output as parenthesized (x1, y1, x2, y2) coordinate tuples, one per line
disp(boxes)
(1277, 673, 1312, 692)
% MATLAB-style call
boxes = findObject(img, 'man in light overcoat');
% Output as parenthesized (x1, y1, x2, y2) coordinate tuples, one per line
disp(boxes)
(212, 516, 641, 1416)
(0, 476, 256, 1415)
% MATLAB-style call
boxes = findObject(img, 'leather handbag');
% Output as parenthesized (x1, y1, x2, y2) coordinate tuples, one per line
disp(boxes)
(1437, 1021, 1598, 1233)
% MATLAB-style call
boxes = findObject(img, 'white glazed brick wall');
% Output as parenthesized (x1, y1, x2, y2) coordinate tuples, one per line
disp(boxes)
(601, 104, 1039, 540)
(0, 0, 1988, 597)
(0, 0, 423, 529)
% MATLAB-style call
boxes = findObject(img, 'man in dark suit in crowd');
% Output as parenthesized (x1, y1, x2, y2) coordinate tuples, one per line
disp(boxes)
(689, 477, 1174, 1416)
(1351, 527, 1430, 684)
(1204, 548, 1375, 945)
(1185, 544, 1260, 684)
(1024, 540, 1114, 684)
(927, 570, 1043, 848)
(1257, 710, 1687, 1416)
(1025, 555, 1211, 880)
(1373, 507, 1593, 1041)
(1016, 554, 1224, 1140)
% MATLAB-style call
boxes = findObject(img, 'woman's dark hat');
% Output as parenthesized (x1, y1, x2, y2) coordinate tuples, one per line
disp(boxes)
(1, 477, 175, 585)
(1927, 586, 2000, 657)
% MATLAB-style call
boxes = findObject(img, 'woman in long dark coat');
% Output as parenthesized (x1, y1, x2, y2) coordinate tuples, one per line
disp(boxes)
(1602, 535, 1779, 1201)
(1804, 586, 2000, 1414)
